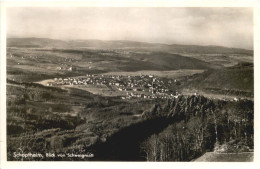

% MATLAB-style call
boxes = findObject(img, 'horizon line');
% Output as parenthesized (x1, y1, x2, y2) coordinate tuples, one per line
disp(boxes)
(6, 36, 253, 51)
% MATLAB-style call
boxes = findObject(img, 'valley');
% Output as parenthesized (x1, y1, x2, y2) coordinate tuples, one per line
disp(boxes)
(6, 38, 254, 161)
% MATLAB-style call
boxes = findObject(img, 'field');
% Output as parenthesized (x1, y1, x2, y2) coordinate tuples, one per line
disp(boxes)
(64, 84, 123, 97)
(102, 69, 204, 78)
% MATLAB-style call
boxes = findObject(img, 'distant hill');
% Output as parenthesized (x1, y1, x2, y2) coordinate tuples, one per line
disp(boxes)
(7, 38, 253, 55)
(122, 52, 211, 71)
(7, 38, 69, 48)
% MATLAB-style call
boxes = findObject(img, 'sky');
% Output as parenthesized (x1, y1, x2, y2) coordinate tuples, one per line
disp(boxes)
(7, 7, 253, 49)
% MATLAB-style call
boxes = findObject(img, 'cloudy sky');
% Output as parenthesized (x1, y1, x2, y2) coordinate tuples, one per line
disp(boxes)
(7, 7, 253, 49)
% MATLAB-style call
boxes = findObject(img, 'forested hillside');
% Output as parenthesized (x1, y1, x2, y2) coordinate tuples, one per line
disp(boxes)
(140, 95, 253, 161)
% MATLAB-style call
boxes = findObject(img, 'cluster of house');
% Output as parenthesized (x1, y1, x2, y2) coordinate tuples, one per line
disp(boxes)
(8, 52, 39, 59)
(48, 73, 180, 99)
(56, 58, 79, 71)
(107, 74, 179, 99)
(49, 75, 107, 86)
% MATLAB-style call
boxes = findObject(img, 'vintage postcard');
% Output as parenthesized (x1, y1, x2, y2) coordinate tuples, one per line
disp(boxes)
(0, 0, 259, 169)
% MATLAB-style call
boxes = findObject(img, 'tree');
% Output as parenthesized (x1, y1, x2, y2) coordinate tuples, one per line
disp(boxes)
(141, 134, 160, 161)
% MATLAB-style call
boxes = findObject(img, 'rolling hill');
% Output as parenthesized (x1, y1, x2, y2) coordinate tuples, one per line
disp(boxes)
(182, 62, 254, 97)
(7, 38, 253, 55)
(122, 52, 212, 71)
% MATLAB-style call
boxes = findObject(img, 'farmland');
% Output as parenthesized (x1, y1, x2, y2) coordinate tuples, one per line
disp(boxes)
(102, 69, 204, 78)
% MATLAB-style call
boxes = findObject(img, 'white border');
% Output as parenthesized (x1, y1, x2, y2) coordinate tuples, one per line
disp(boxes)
(0, 1, 259, 169)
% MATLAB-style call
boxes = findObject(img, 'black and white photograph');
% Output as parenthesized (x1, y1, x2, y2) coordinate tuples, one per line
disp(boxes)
(0, 1, 259, 166)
